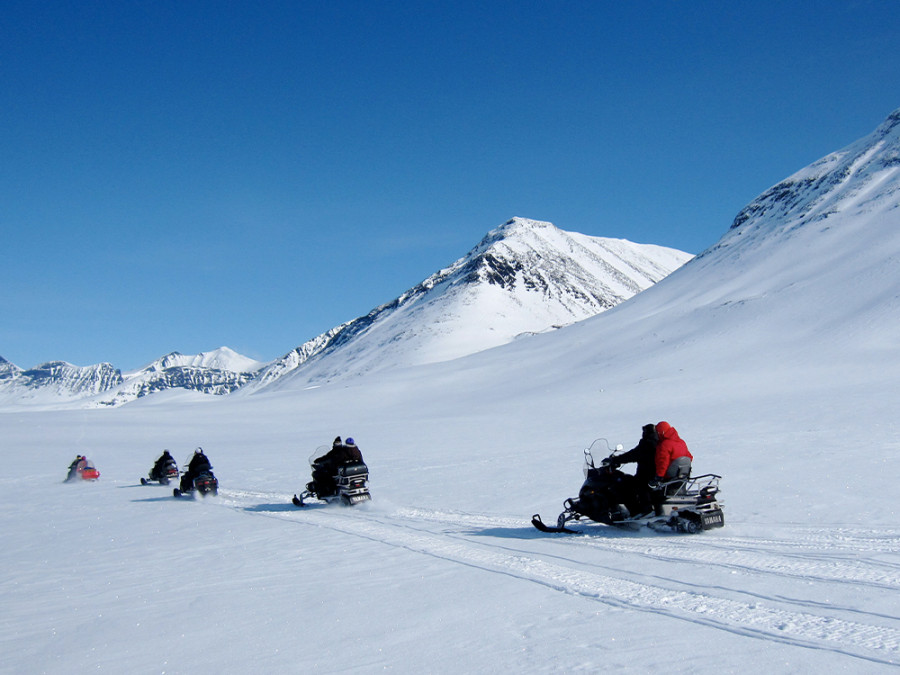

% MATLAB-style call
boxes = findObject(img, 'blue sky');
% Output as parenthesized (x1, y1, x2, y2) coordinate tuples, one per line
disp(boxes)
(2, 1, 898, 370)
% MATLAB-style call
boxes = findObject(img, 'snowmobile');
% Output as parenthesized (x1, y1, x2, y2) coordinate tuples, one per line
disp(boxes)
(173, 469, 218, 498)
(65, 457, 100, 482)
(292, 445, 371, 507)
(141, 457, 179, 485)
(173, 450, 218, 498)
(532, 439, 724, 534)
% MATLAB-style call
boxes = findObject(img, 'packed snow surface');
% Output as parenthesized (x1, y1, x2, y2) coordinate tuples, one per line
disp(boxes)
(2, 110, 900, 672)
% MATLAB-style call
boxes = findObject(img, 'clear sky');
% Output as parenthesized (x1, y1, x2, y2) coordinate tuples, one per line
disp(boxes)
(2, 1, 898, 371)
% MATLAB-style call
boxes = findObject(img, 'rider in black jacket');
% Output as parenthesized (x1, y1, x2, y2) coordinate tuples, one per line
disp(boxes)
(609, 424, 658, 516)
(180, 448, 211, 492)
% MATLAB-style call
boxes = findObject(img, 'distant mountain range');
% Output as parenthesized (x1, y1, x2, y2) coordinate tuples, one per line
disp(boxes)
(0, 348, 265, 408)
(0, 219, 690, 408)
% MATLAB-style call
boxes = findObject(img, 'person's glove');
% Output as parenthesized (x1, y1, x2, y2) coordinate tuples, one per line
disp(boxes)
(605, 456, 620, 468)
(649, 477, 663, 489)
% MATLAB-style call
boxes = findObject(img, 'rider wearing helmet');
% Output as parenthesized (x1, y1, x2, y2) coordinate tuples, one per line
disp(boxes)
(151, 450, 175, 481)
(180, 447, 212, 492)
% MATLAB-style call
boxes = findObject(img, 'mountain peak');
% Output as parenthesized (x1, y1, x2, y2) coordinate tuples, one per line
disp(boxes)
(497, 217, 555, 234)
(875, 107, 900, 138)
(246, 219, 692, 392)
(723, 108, 900, 246)
(471, 217, 557, 253)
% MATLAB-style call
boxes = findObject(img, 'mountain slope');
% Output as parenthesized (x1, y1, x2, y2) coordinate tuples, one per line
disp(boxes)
(613, 106, 900, 353)
(249, 217, 692, 391)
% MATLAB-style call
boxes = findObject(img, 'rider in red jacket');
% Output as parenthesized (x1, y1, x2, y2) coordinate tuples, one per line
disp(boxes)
(654, 421, 693, 480)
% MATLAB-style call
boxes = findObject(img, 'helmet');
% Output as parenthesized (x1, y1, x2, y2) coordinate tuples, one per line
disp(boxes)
(194, 447, 203, 455)
(333, 436, 342, 446)
(345, 437, 356, 446)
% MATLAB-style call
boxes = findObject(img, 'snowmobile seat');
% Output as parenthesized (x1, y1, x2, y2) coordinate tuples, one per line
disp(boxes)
(664, 457, 691, 480)
(660, 457, 692, 496)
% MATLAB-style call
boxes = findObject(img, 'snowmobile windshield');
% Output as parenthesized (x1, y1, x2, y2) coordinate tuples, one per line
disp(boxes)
(584, 439, 624, 476)
(82, 459, 96, 470)
(309, 445, 330, 467)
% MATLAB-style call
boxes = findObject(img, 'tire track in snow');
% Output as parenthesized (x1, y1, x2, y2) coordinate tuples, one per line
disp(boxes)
(216, 490, 900, 666)
(306, 509, 900, 665)
(381, 508, 900, 626)
(390, 506, 900, 590)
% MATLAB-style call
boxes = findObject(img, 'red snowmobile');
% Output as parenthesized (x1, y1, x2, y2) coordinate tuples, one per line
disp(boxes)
(65, 456, 100, 482)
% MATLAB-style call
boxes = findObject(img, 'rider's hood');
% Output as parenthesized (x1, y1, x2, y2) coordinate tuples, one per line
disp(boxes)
(656, 421, 680, 440)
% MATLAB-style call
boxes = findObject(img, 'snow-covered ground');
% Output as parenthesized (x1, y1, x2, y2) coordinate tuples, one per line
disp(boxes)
(3, 112, 900, 673)
(2, 357, 898, 673)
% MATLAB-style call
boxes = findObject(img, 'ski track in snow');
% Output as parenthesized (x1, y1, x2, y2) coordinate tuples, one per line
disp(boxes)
(214, 488, 899, 667)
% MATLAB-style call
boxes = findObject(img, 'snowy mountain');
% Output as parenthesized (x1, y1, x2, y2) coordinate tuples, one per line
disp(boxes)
(0, 359, 124, 404)
(0, 356, 23, 383)
(606, 105, 900, 355)
(0, 347, 266, 409)
(248, 217, 692, 391)
(92, 348, 267, 407)
(726, 108, 900, 242)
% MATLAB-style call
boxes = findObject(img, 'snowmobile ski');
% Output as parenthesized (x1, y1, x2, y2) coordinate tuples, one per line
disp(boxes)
(531, 514, 580, 534)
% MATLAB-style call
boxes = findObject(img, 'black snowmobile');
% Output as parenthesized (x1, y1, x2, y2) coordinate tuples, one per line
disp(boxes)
(173, 469, 218, 498)
(141, 456, 179, 485)
(532, 439, 724, 534)
(292, 445, 371, 507)
(173, 451, 218, 498)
